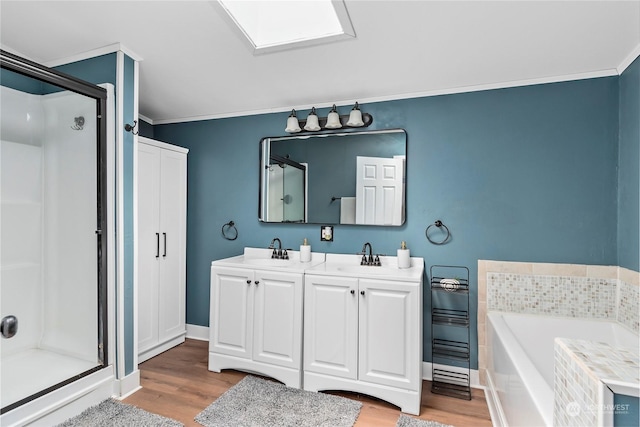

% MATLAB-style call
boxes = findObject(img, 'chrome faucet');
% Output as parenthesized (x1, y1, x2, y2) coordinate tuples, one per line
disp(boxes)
(269, 238, 285, 259)
(360, 242, 380, 266)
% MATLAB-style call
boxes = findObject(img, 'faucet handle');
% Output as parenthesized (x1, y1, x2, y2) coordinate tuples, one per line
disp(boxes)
(282, 249, 289, 260)
(360, 255, 367, 265)
(374, 255, 381, 266)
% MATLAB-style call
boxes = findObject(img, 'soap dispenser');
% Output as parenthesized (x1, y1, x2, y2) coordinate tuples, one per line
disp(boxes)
(300, 238, 311, 262)
(397, 241, 411, 268)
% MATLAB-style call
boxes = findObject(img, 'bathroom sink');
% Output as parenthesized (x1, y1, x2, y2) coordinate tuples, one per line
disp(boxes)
(304, 253, 423, 281)
(242, 258, 295, 267)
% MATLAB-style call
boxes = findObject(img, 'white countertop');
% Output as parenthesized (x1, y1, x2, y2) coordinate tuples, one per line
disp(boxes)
(211, 247, 326, 273)
(211, 249, 424, 281)
(305, 253, 424, 282)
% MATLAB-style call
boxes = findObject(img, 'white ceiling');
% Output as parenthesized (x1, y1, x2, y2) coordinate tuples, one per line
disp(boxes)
(1, 1, 639, 124)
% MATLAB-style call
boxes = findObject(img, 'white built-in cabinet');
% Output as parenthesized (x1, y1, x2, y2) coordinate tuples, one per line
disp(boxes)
(303, 273, 423, 415)
(137, 137, 188, 363)
(209, 265, 304, 388)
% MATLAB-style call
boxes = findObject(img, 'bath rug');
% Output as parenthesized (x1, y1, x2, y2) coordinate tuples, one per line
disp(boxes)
(396, 414, 454, 427)
(195, 375, 362, 427)
(57, 398, 183, 427)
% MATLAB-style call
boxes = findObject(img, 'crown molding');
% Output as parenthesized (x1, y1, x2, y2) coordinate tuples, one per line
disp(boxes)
(138, 113, 154, 125)
(44, 43, 143, 68)
(151, 68, 619, 125)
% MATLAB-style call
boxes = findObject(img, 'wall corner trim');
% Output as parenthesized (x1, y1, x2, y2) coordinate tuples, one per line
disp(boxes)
(617, 43, 640, 75)
(114, 369, 141, 399)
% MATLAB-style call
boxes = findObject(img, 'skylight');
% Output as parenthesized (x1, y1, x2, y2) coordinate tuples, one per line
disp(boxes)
(216, 0, 356, 54)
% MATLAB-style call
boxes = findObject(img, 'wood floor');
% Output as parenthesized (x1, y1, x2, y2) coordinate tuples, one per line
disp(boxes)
(124, 339, 493, 427)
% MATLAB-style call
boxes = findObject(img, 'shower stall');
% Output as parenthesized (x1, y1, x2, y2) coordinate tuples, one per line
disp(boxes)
(0, 51, 110, 420)
(263, 154, 307, 223)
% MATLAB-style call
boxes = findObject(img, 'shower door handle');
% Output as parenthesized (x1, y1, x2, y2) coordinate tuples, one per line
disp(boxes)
(156, 233, 160, 258)
(1, 315, 18, 339)
(163, 233, 167, 257)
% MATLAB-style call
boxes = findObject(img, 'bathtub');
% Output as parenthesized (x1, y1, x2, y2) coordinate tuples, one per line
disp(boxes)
(486, 312, 639, 427)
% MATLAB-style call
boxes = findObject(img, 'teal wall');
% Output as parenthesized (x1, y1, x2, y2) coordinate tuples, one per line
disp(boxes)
(154, 76, 622, 369)
(615, 393, 640, 427)
(55, 52, 137, 376)
(122, 55, 136, 375)
(615, 54, 640, 427)
(618, 56, 640, 271)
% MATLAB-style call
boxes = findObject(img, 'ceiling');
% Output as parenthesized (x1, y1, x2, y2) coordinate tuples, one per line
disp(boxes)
(1, 1, 639, 124)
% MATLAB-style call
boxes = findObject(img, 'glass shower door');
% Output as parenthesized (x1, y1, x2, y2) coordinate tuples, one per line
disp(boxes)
(0, 55, 107, 413)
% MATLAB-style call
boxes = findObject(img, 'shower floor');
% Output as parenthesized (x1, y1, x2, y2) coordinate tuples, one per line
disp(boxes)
(1, 348, 98, 409)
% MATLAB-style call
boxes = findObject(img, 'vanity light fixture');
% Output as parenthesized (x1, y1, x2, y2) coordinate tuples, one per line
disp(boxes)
(285, 109, 301, 133)
(346, 102, 364, 127)
(304, 107, 321, 131)
(284, 102, 373, 133)
(325, 104, 342, 129)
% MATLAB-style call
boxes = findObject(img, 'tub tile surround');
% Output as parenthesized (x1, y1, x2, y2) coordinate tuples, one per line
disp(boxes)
(554, 338, 639, 426)
(477, 260, 639, 386)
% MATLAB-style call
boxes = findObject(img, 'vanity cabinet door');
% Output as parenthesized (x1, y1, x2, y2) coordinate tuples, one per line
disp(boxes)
(358, 278, 421, 390)
(252, 270, 303, 369)
(209, 266, 254, 359)
(304, 274, 358, 379)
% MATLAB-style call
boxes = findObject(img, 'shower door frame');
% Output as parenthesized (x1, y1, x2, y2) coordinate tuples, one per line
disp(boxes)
(0, 49, 109, 413)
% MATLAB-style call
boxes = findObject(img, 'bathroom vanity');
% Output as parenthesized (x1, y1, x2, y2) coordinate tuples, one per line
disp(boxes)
(209, 248, 424, 414)
(303, 254, 424, 415)
(209, 248, 325, 388)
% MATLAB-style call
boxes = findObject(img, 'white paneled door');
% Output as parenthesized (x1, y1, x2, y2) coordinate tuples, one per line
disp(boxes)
(355, 156, 404, 225)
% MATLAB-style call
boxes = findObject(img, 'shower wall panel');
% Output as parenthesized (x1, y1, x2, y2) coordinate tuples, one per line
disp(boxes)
(0, 87, 44, 358)
(0, 86, 98, 364)
(39, 91, 98, 363)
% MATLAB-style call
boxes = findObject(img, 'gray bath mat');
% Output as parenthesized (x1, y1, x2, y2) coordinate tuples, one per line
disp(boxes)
(396, 414, 454, 427)
(57, 398, 183, 426)
(195, 375, 362, 427)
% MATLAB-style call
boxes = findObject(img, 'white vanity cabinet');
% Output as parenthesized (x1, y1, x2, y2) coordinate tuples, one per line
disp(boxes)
(303, 255, 424, 415)
(208, 248, 325, 388)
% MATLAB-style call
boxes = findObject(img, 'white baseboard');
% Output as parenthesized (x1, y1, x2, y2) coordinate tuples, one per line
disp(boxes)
(114, 369, 141, 399)
(422, 362, 482, 389)
(186, 323, 209, 341)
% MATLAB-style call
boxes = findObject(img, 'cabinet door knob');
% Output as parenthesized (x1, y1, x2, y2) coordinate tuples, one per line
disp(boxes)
(246, 280, 251, 285)
(254, 281, 259, 285)
(350, 289, 355, 295)
(360, 290, 365, 296)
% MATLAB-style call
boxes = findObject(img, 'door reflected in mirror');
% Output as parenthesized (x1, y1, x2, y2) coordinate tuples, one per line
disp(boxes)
(259, 129, 406, 226)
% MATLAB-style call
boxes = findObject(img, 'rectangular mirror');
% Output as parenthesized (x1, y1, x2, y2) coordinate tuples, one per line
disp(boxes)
(259, 129, 406, 225)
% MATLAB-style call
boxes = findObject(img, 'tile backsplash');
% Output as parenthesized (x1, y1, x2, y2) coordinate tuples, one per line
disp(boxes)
(487, 273, 618, 319)
(618, 279, 640, 333)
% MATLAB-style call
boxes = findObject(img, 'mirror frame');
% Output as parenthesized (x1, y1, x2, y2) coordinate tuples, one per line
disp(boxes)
(259, 128, 407, 226)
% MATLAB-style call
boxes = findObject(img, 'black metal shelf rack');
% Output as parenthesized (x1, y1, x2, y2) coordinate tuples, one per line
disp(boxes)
(430, 265, 471, 400)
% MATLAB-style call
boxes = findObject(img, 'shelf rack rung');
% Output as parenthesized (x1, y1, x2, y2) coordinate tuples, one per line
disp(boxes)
(431, 368, 471, 400)
(432, 338, 470, 361)
(432, 308, 469, 326)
